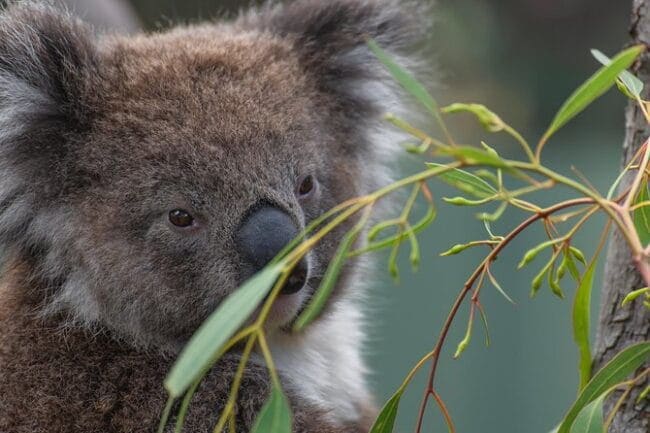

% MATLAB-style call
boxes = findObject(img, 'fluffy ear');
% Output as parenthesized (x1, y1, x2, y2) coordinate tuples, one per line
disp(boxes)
(0, 1, 97, 149)
(251, 0, 428, 119)
(0, 2, 97, 256)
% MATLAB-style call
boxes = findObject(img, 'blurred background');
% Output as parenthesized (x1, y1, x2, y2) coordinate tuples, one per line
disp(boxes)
(39, 0, 633, 432)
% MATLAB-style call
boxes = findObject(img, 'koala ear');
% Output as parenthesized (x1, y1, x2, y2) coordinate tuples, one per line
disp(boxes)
(0, 2, 97, 146)
(252, 0, 427, 119)
(0, 2, 98, 255)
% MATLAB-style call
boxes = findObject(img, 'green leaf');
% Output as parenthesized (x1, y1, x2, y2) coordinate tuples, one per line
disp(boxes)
(367, 39, 446, 132)
(633, 179, 650, 247)
(569, 394, 605, 433)
(518, 239, 562, 269)
(557, 342, 650, 433)
(441, 243, 472, 256)
(454, 318, 473, 359)
(542, 45, 644, 144)
(442, 103, 505, 132)
(369, 391, 403, 433)
(570, 246, 587, 265)
(164, 263, 283, 398)
(621, 287, 650, 306)
(572, 259, 597, 392)
(530, 256, 556, 298)
(440, 146, 511, 168)
(351, 205, 436, 257)
(427, 163, 498, 198)
(591, 49, 644, 99)
(294, 223, 362, 331)
(442, 196, 493, 206)
(488, 269, 516, 305)
(564, 251, 582, 282)
(549, 273, 565, 299)
(250, 386, 292, 433)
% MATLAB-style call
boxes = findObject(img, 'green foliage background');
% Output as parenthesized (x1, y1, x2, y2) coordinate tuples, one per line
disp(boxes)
(130, 1, 630, 432)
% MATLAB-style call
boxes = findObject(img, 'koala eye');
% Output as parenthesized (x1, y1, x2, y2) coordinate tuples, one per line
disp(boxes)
(296, 174, 317, 199)
(169, 209, 195, 228)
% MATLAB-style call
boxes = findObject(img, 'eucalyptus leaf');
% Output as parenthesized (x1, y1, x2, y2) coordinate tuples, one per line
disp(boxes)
(621, 287, 650, 306)
(427, 163, 497, 198)
(294, 222, 363, 331)
(569, 394, 605, 433)
(442, 103, 505, 132)
(250, 386, 292, 433)
(542, 45, 644, 144)
(573, 259, 597, 392)
(367, 39, 449, 139)
(633, 180, 650, 247)
(518, 239, 562, 269)
(440, 146, 511, 168)
(165, 263, 283, 398)
(369, 391, 403, 433)
(591, 48, 644, 99)
(556, 342, 650, 433)
(443, 196, 493, 206)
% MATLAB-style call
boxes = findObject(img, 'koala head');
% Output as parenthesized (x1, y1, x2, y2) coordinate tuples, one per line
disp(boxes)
(0, 0, 424, 352)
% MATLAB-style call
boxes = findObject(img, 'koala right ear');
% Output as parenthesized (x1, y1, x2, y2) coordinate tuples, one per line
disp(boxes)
(247, 0, 427, 122)
(0, 2, 97, 152)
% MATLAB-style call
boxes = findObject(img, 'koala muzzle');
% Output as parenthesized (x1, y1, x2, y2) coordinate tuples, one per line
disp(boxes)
(236, 206, 308, 295)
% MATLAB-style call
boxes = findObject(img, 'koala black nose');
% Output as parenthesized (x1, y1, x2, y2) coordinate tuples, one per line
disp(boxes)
(236, 206, 308, 295)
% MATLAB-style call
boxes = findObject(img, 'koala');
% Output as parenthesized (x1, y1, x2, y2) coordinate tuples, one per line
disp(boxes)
(0, 1, 427, 432)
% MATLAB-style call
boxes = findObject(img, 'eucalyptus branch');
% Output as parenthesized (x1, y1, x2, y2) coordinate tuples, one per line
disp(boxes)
(414, 197, 595, 433)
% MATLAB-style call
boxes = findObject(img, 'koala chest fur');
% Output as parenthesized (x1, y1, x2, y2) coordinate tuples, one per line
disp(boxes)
(0, 1, 425, 432)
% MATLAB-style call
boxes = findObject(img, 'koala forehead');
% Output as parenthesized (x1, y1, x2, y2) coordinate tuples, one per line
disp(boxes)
(89, 26, 325, 176)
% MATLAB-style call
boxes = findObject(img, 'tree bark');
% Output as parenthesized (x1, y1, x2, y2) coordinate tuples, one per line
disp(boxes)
(593, 2, 650, 432)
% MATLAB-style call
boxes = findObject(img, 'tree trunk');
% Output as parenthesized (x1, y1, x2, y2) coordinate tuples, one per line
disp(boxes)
(593, 2, 650, 432)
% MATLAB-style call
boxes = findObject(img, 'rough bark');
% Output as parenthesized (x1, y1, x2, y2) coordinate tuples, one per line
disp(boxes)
(592, 2, 650, 432)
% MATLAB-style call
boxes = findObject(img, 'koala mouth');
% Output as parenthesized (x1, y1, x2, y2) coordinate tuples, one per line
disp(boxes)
(258, 260, 314, 328)
(281, 259, 309, 295)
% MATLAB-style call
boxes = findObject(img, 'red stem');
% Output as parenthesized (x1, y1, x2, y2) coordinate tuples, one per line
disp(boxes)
(414, 197, 595, 433)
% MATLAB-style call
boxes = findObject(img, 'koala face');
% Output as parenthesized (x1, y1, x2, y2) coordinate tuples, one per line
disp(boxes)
(0, 1, 423, 351)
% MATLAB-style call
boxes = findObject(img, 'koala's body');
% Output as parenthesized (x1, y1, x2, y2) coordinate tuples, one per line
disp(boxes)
(0, 1, 425, 432)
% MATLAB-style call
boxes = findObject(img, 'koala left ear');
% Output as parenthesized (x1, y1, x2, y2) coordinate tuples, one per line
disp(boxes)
(0, 2, 98, 250)
(0, 2, 97, 145)
(249, 0, 428, 120)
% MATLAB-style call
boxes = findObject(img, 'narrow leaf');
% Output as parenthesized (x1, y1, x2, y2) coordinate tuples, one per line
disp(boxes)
(518, 239, 562, 269)
(488, 270, 516, 305)
(250, 386, 292, 433)
(369, 391, 403, 433)
(621, 287, 650, 306)
(442, 103, 505, 132)
(542, 45, 644, 143)
(367, 39, 450, 141)
(165, 264, 283, 398)
(633, 179, 650, 247)
(591, 48, 644, 99)
(294, 224, 362, 331)
(441, 243, 472, 256)
(440, 146, 511, 168)
(443, 196, 493, 206)
(557, 342, 650, 433)
(427, 163, 497, 198)
(569, 394, 605, 433)
(573, 259, 597, 392)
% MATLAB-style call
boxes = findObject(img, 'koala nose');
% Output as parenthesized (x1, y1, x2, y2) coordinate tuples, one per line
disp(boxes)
(236, 206, 308, 295)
